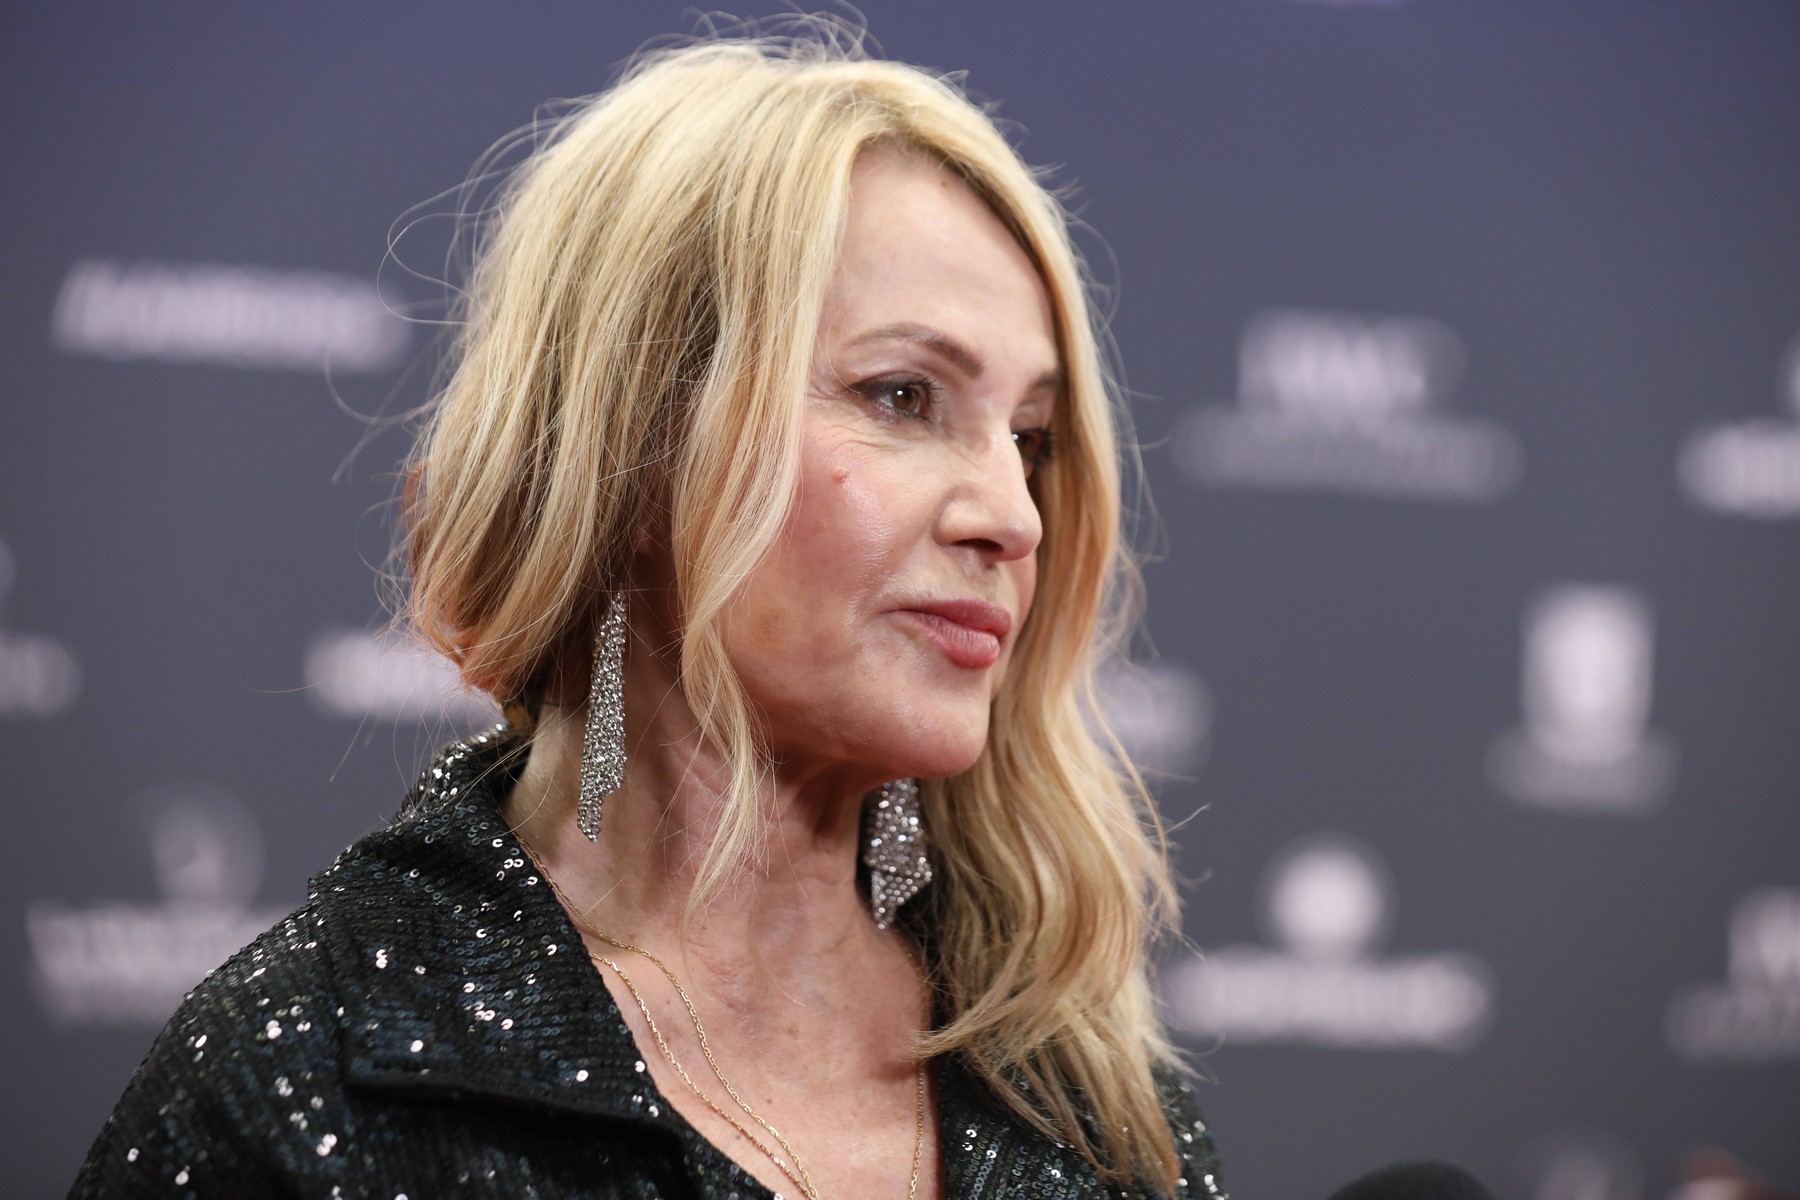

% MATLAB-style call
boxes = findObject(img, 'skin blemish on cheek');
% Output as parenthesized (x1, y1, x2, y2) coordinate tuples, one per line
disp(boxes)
(831, 467, 850, 485)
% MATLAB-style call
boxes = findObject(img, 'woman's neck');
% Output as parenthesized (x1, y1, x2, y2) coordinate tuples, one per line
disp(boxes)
(499, 685, 902, 1037)
(497, 668, 939, 1196)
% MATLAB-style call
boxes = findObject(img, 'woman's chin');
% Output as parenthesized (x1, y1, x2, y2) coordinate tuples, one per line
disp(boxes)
(885, 723, 991, 782)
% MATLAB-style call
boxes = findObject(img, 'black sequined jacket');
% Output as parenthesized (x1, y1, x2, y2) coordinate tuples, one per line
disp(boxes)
(73, 731, 1226, 1199)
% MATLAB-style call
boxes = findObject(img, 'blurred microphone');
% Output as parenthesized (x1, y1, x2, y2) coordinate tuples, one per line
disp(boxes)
(1326, 1160, 1497, 1200)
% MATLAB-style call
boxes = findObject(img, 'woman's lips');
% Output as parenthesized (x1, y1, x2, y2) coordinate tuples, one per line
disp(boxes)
(896, 600, 1012, 669)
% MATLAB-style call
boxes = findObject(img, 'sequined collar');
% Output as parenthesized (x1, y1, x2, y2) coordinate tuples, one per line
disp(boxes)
(308, 731, 1096, 1195)
(313, 728, 672, 1126)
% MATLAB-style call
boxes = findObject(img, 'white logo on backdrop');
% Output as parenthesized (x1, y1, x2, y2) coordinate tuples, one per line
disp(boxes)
(1665, 888, 1800, 1062)
(304, 627, 499, 723)
(0, 538, 82, 718)
(1095, 660, 1214, 777)
(1162, 833, 1494, 1050)
(1173, 308, 1521, 501)
(1679, 336, 1800, 518)
(52, 258, 410, 372)
(25, 784, 291, 1026)
(1488, 585, 1674, 813)
(1514, 1131, 1643, 1200)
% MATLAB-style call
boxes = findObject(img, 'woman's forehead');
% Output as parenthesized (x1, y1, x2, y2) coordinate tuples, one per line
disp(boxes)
(821, 154, 1060, 380)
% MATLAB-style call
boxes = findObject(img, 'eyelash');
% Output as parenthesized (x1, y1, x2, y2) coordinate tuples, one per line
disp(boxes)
(856, 374, 940, 422)
(852, 373, 1060, 476)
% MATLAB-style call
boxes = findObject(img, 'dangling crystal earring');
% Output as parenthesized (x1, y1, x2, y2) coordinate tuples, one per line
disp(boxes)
(862, 778, 932, 930)
(576, 592, 628, 841)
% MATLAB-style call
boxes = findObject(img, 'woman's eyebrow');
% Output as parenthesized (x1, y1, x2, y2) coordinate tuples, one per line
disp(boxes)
(847, 321, 1063, 393)
(849, 321, 985, 377)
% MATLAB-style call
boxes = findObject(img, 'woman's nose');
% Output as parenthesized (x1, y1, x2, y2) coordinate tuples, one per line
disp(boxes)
(937, 431, 1044, 563)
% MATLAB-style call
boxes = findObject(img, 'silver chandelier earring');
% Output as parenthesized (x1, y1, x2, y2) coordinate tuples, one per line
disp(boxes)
(576, 592, 628, 841)
(862, 778, 932, 930)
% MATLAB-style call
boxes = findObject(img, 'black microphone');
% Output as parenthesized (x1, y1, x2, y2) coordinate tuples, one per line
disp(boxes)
(1326, 1160, 1497, 1200)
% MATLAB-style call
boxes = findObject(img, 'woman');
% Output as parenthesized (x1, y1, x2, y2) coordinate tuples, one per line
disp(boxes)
(74, 30, 1225, 1200)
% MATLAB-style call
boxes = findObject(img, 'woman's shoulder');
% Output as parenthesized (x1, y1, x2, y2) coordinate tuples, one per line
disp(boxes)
(68, 741, 481, 1196)
(70, 733, 568, 1195)
(71, 900, 352, 1194)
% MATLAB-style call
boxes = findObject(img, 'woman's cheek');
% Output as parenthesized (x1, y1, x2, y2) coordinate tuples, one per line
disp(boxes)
(816, 458, 915, 566)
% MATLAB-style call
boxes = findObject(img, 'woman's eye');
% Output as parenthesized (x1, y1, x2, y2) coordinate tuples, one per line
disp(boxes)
(857, 376, 936, 420)
(1012, 426, 1058, 476)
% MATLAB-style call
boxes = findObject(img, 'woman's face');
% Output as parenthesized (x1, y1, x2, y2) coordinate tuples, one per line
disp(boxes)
(724, 150, 1059, 786)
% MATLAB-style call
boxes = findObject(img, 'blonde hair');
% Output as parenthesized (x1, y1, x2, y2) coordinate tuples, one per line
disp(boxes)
(403, 25, 1185, 1191)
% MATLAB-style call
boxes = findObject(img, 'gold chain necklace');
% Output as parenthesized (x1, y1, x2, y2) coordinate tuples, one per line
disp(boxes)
(518, 838, 929, 1199)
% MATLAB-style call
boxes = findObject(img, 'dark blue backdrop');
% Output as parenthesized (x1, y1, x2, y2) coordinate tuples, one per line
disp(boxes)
(4, 3, 1797, 1196)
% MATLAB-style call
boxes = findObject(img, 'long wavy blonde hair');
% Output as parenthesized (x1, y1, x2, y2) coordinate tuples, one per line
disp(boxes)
(403, 25, 1185, 1192)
